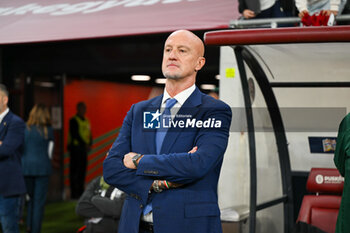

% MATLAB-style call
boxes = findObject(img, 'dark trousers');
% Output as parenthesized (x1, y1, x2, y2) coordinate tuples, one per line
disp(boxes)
(24, 176, 49, 233)
(139, 221, 153, 233)
(69, 146, 87, 199)
(255, 1, 286, 19)
(85, 218, 119, 233)
(0, 195, 21, 233)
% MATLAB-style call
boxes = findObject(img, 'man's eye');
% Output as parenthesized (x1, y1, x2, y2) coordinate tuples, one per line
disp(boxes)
(180, 49, 186, 53)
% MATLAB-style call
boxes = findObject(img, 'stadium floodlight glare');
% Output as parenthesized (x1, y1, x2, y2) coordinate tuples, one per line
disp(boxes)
(155, 78, 166, 84)
(131, 75, 151, 81)
(200, 84, 216, 90)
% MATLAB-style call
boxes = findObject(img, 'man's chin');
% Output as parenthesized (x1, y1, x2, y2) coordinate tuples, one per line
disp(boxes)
(164, 73, 182, 80)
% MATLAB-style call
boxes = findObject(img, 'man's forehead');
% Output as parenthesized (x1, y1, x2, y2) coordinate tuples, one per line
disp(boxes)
(164, 30, 204, 55)
(164, 43, 191, 49)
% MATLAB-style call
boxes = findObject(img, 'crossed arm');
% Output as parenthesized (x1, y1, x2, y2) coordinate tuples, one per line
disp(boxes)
(123, 146, 198, 190)
(103, 103, 232, 203)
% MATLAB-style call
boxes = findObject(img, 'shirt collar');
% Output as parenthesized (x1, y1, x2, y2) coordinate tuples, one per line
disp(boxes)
(0, 108, 9, 124)
(161, 84, 196, 107)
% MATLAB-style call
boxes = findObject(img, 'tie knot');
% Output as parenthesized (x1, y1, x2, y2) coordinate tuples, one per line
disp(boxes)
(165, 98, 177, 109)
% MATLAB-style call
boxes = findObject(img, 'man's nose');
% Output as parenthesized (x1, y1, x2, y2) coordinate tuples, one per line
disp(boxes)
(168, 50, 177, 59)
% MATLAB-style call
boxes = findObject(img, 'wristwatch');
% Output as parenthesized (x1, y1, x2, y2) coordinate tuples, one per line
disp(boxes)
(152, 180, 163, 193)
(132, 153, 143, 168)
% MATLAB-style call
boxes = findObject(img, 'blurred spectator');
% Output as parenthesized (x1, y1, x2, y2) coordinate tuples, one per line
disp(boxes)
(208, 87, 219, 100)
(68, 102, 92, 199)
(238, 0, 293, 19)
(296, 0, 347, 18)
(76, 176, 125, 233)
(22, 104, 54, 233)
(338, 0, 350, 25)
(0, 83, 26, 233)
(333, 113, 350, 233)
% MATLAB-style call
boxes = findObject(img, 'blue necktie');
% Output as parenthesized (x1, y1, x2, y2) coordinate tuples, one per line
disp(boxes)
(155, 98, 177, 155)
(143, 98, 177, 216)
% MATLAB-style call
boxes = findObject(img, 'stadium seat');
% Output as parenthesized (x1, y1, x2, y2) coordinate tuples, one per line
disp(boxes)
(297, 168, 344, 233)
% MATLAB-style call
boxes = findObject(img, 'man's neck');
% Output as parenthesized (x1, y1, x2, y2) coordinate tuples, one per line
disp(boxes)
(0, 108, 9, 121)
(165, 78, 195, 97)
(76, 114, 85, 119)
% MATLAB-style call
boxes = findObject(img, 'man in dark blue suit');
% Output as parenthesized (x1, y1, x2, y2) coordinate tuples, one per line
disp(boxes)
(103, 30, 232, 233)
(0, 84, 26, 233)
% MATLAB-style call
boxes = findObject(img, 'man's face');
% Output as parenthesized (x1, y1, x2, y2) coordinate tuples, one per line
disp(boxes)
(0, 91, 8, 114)
(161, 31, 204, 80)
(77, 104, 86, 116)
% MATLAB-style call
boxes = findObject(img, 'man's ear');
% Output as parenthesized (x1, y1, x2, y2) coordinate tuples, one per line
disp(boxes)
(3, 96, 8, 105)
(195, 57, 206, 72)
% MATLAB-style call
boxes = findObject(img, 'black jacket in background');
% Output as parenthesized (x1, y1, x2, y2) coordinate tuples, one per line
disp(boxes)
(238, 0, 296, 15)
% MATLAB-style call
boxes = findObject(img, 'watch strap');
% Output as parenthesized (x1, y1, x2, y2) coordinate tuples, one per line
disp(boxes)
(132, 153, 142, 168)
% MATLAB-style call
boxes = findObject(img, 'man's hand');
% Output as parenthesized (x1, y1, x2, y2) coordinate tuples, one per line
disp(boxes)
(123, 152, 138, 169)
(330, 10, 338, 16)
(167, 181, 183, 188)
(188, 146, 197, 154)
(0, 141, 2, 146)
(298, 10, 308, 18)
(320, 10, 337, 16)
(155, 146, 199, 190)
(123, 152, 143, 169)
(243, 9, 256, 19)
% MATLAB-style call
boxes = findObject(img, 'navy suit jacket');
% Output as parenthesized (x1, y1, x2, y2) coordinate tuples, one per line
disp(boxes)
(0, 110, 26, 197)
(103, 88, 232, 233)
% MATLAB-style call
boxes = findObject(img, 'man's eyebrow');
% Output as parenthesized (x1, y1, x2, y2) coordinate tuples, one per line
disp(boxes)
(177, 45, 191, 50)
(164, 45, 191, 51)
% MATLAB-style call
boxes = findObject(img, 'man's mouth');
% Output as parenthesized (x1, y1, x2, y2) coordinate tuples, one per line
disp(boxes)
(167, 64, 178, 68)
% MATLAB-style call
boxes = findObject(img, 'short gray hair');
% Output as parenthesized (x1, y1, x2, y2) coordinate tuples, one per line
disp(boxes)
(0, 84, 9, 96)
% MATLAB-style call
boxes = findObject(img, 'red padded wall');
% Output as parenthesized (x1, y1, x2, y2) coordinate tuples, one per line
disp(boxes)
(63, 79, 156, 187)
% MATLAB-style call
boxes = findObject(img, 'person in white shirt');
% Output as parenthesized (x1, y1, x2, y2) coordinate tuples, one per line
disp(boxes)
(295, 0, 347, 18)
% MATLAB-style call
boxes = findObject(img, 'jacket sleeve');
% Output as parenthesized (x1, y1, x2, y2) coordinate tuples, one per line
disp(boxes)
(103, 104, 154, 205)
(91, 190, 126, 218)
(295, 0, 307, 12)
(238, 0, 247, 13)
(136, 104, 232, 184)
(76, 177, 103, 218)
(330, 0, 341, 11)
(0, 117, 25, 159)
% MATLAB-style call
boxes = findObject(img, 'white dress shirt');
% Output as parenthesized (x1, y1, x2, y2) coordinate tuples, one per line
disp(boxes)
(0, 108, 9, 124)
(160, 84, 196, 119)
(141, 84, 196, 223)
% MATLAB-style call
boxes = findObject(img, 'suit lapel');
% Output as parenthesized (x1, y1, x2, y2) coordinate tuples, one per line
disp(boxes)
(144, 95, 163, 154)
(160, 88, 202, 154)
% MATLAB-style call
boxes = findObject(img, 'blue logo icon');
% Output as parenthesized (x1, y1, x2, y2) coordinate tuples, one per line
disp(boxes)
(143, 110, 162, 129)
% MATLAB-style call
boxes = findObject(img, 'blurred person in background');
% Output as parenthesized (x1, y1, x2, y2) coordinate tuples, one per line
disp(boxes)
(76, 175, 125, 233)
(296, 0, 347, 18)
(68, 102, 92, 199)
(333, 113, 350, 233)
(238, 0, 293, 19)
(0, 83, 26, 233)
(22, 104, 54, 233)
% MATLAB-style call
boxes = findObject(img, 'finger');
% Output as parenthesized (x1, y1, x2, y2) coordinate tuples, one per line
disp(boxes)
(188, 146, 198, 153)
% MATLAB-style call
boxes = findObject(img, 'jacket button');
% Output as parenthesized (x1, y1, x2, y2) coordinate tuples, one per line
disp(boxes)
(140, 204, 143, 209)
